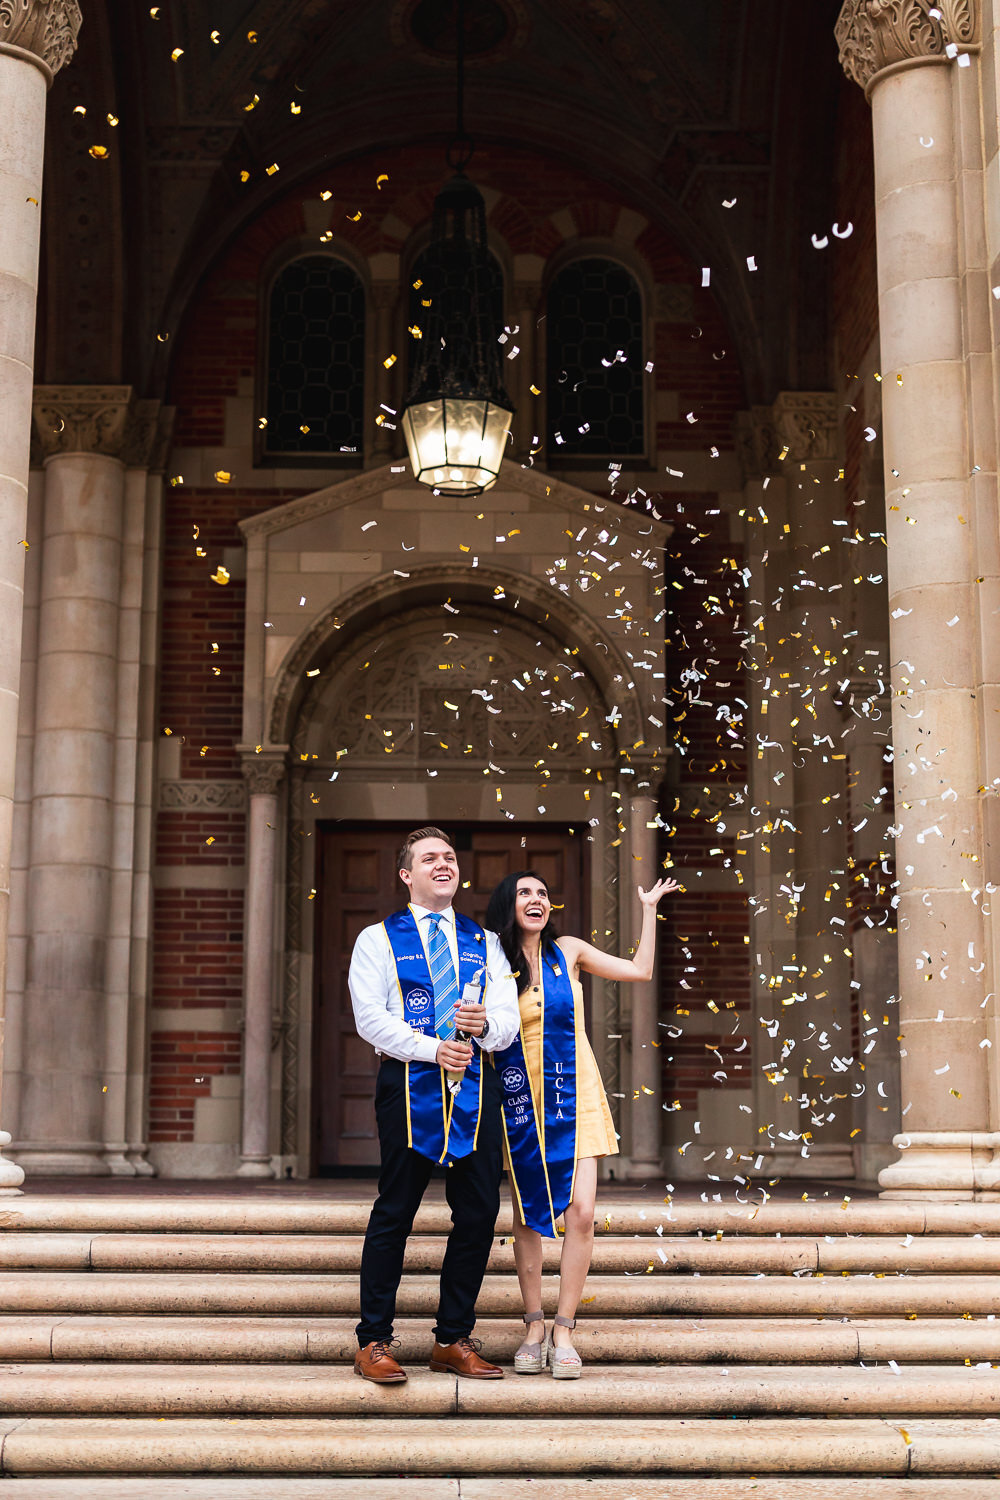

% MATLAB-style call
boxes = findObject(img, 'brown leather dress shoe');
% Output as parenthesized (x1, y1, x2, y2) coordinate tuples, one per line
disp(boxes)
(429, 1335, 504, 1378)
(354, 1338, 407, 1383)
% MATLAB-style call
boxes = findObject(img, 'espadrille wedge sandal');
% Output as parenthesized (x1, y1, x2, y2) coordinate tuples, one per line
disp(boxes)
(513, 1309, 547, 1374)
(549, 1314, 582, 1379)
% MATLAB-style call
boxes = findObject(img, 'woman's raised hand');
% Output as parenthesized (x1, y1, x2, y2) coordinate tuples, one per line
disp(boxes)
(637, 876, 681, 908)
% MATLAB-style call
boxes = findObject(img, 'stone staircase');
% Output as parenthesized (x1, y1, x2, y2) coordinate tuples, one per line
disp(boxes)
(2, 1193, 1000, 1498)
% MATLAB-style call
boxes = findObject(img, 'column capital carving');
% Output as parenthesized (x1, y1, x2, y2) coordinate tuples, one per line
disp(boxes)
(241, 752, 288, 797)
(0, 0, 81, 80)
(736, 392, 839, 480)
(771, 390, 840, 462)
(836, 0, 980, 95)
(32, 386, 136, 460)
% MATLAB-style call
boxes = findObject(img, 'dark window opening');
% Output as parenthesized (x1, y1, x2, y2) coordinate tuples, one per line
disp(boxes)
(265, 256, 365, 455)
(546, 257, 644, 457)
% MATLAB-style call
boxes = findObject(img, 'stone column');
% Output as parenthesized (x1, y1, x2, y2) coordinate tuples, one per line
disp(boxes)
(237, 753, 285, 1178)
(371, 281, 400, 461)
(627, 791, 662, 1176)
(0, 3, 80, 1193)
(509, 279, 540, 461)
(15, 389, 132, 1175)
(837, 1, 997, 1194)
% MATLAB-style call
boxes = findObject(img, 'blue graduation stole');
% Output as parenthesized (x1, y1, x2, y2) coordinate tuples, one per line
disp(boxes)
(496, 943, 578, 1237)
(383, 907, 488, 1165)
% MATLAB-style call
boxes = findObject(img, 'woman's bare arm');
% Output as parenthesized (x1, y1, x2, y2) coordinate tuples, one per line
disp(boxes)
(557, 877, 680, 982)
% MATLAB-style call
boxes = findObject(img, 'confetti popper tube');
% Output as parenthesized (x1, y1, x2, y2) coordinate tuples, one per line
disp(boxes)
(447, 973, 485, 1096)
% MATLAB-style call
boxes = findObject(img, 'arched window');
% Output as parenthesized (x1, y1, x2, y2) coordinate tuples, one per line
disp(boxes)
(546, 257, 644, 456)
(264, 256, 365, 456)
(406, 243, 505, 386)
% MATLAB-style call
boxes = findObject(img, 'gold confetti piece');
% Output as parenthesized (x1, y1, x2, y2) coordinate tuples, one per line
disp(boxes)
(308, 888, 317, 900)
(211, 566, 230, 586)
(950, 1088, 962, 1097)
(347, 209, 362, 221)
(299, 423, 310, 434)
(73, 105, 86, 114)
(210, 642, 218, 653)
(205, 836, 215, 845)
(320, 189, 332, 201)
(149, 5, 159, 14)
(168, 475, 184, 487)
(306, 668, 321, 678)
(383, 353, 397, 368)
(376, 173, 389, 188)
(163, 727, 172, 736)
(199, 746, 209, 757)
(214, 470, 232, 484)
(244, 94, 259, 112)
(266, 163, 280, 176)
(291, 101, 302, 114)
(170, 47, 184, 61)
(195, 547, 206, 557)
(89, 145, 109, 159)
(156, 331, 169, 343)
(210, 29, 221, 42)
(25, 196, 38, 205)
(18, 539, 28, 549)
(247, 30, 258, 42)
(106, 113, 119, 127)
(899, 1428, 912, 1446)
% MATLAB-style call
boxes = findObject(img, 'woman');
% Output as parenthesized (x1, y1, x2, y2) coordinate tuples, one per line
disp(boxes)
(485, 869, 678, 1378)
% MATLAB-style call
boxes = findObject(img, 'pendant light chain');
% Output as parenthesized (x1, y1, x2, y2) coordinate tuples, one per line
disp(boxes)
(400, 0, 515, 496)
(448, 0, 473, 172)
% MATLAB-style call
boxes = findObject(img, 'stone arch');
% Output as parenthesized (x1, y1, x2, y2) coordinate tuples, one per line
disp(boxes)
(290, 603, 615, 775)
(265, 560, 648, 757)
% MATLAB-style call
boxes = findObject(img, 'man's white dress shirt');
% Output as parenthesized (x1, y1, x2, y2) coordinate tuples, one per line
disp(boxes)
(349, 903, 519, 1065)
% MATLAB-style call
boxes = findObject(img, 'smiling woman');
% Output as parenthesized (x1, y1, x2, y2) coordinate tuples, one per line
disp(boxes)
(485, 868, 679, 1378)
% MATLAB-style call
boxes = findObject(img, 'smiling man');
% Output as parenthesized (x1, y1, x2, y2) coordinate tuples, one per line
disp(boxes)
(349, 826, 519, 1384)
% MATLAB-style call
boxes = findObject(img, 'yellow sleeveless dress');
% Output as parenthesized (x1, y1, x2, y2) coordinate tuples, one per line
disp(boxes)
(504, 972, 619, 1164)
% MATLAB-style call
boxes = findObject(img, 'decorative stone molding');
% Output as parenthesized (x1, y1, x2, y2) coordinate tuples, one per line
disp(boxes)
(0, 0, 81, 78)
(159, 780, 247, 812)
(122, 400, 166, 470)
(836, 0, 980, 94)
(32, 386, 134, 460)
(241, 754, 287, 797)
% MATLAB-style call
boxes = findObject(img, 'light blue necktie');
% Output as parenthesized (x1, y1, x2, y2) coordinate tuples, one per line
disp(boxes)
(427, 912, 459, 1041)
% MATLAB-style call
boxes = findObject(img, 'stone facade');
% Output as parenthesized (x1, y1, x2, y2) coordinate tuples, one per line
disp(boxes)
(0, 0, 998, 1195)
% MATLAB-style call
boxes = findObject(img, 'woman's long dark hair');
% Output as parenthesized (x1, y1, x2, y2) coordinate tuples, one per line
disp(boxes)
(485, 869, 559, 995)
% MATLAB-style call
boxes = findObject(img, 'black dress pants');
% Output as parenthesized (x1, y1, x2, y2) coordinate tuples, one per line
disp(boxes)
(356, 1056, 503, 1347)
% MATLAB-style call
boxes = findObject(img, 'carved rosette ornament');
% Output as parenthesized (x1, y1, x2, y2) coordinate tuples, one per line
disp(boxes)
(836, 0, 980, 94)
(0, 0, 82, 79)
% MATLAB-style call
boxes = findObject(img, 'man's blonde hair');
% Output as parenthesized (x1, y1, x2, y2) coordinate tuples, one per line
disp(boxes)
(397, 826, 453, 873)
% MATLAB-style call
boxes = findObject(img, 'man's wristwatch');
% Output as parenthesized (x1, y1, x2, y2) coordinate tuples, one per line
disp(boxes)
(479, 1016, 490, 1040)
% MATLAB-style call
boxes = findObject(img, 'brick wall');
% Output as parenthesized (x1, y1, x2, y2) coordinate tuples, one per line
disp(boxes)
(149, 1031, 242, 1143)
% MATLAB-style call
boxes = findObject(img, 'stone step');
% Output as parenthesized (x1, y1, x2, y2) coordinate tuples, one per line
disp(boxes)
(6, 1269, 1000, 1317)
(7, 1195, 1000, 1236)
(2, 1231, 998, 1274)
(1, 1416, 999, 1476)
(2, 1362, 999, 1416)
(5, 1314, 1000, 1365)
(3, 1485, 1000, 1500)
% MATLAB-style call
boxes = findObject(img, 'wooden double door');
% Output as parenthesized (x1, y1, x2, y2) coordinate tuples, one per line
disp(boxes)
(312, 822, 587, 1173)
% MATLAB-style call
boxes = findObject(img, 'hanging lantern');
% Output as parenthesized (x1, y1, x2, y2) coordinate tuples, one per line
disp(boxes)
(400, 0, 514, 497)
(401, 172, 514, 496)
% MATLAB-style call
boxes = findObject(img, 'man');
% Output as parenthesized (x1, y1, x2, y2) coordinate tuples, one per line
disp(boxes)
(349, 826, 520, 1384)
